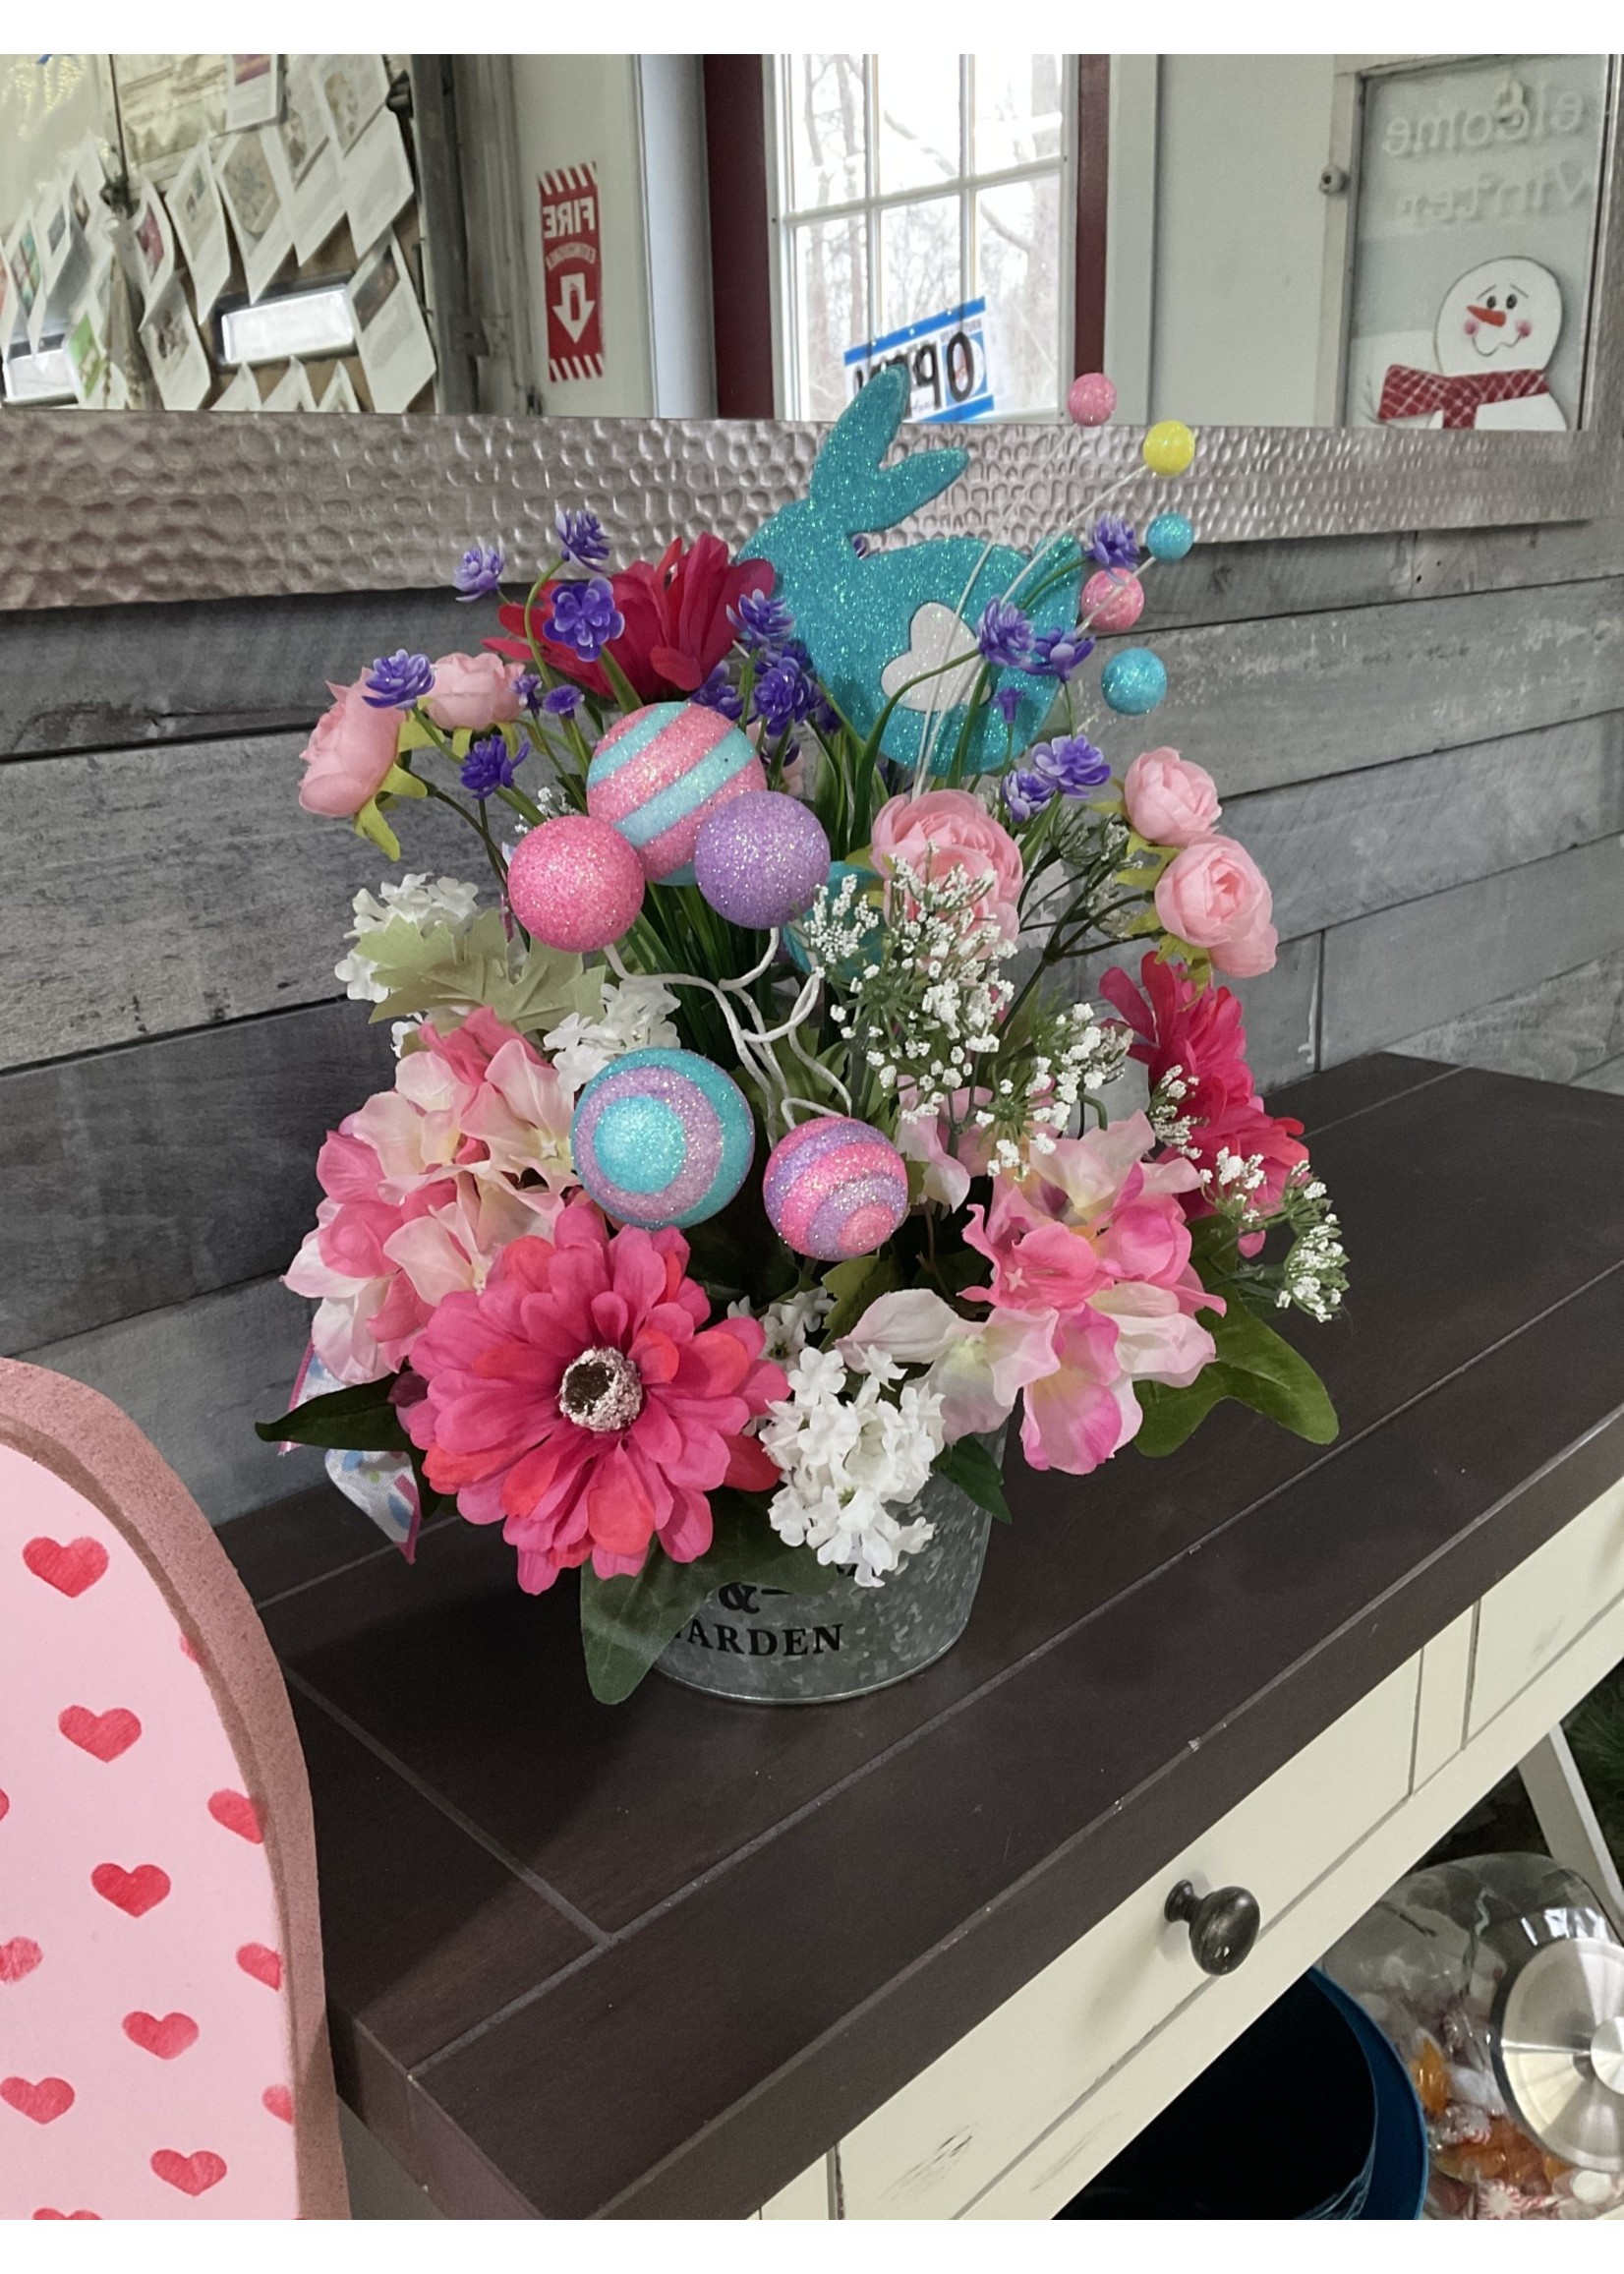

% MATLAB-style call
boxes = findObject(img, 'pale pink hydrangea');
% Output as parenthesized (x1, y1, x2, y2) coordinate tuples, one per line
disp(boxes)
(285, 1008, 575, 1384)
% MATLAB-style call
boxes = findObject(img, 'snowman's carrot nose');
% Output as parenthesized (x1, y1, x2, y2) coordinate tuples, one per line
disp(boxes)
(1468, 304, 1508, 326)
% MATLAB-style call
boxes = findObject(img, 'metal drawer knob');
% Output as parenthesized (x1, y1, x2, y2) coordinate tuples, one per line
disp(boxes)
(1164, 1879, 1261, 1975)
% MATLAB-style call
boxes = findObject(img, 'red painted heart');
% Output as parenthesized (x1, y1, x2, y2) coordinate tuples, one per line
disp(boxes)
(0, 1936, 42, 1984)
(90, 1862, 171, 1917)
(1, 2075, 75, 2124)
(32, 2210, 99, 2219)
(150, 2149, 227, 2197)
(122, 2010, 199, 2060)
(59, 1705, 143, 1762)
(235, 1943, 282, 1991)
(261, 2084, 294, 2124)
(207, 1789, 263, 1843)
(22, 1536, 108, 1597)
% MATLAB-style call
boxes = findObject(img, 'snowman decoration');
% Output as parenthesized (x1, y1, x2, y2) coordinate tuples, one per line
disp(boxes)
(1376, 258, 1566, 432)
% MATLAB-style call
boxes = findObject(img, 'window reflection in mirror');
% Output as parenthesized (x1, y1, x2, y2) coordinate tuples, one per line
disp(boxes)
(1, 52, 1614, 432)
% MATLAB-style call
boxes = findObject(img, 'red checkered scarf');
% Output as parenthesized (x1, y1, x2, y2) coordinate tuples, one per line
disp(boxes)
(1376, 364, 1551, 429)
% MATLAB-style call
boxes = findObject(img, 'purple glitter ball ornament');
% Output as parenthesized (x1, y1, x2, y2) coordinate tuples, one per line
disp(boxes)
(692, 791, 832, 930)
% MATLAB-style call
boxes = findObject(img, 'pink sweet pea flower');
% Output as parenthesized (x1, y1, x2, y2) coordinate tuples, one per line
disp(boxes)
(838, 1288, 1061, 1442)
(298, 678, 402, 817)
(422, 652, 524, 731)
(1089, 1282, 1216, 1388)
(403, 1202, 787, 1590)
(1019, 1307, 1141, 1475)
(870, 787, 1024, 943)
(896, 1087, 994, 1210)
(1154, 837, 1278, 977)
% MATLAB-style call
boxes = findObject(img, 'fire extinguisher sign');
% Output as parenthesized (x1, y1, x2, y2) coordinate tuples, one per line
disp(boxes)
(540, 162, 604, 383)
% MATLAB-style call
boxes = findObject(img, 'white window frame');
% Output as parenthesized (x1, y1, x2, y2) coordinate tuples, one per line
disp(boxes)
(764, 54, 1077, 422)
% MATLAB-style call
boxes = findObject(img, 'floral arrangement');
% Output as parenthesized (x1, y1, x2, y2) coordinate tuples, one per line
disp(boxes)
(265, 371, 1347, 1702)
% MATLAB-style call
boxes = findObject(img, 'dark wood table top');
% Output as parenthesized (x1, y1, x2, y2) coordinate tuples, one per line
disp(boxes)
(226, 1055, 1624, 2218)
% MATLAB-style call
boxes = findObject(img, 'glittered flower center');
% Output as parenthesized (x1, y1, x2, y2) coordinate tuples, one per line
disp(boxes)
(559, 1345, 644, 1433)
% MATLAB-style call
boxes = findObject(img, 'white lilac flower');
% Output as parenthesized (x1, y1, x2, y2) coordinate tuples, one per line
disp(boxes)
(759, 1355, 947, 1588)
(730, 1287, 835, 1368)
(334, 873, 483, 1001)
(543, 974, 680, 1092)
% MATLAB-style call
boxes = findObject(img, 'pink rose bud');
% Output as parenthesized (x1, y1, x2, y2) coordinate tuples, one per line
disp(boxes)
(422, 651, 524, 731)
(869, 787, 1025, 944)
(297, 679, 402, 818)
(1122, 747, 1221, 847)
(1154, 836, 1278, 977)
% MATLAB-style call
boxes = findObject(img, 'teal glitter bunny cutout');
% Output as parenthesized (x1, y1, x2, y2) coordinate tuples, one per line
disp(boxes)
(740, 365, 1081, 775)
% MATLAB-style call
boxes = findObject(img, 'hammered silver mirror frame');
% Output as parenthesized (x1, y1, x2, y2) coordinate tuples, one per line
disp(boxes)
(4, 409, 1624, 614)
(4, 67, 1623, 615)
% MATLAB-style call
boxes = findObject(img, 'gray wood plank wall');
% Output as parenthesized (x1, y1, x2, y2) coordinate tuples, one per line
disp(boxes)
(5, 516, 1621, 1523)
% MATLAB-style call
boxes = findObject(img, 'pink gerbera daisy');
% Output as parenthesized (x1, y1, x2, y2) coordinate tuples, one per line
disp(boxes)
(403, 1199, 787, 1593)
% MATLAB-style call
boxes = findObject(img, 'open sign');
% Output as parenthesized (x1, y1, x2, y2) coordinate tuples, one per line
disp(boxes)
(844, 298, 996, 424)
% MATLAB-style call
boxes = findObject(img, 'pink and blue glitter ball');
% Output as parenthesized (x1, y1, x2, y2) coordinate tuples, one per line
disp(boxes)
(762, 1117, 909, 1261)
(693, 791, 832, 930)
(505, 814, 645, 952)
(586, 700, 766, 884)
(570, 1048, 755, 1229)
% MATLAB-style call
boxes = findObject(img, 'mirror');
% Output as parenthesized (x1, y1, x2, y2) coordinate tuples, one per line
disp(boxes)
(3, 51, 1619, 437)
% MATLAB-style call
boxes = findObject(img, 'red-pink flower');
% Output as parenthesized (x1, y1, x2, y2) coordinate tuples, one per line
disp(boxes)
(402, 1202, 788, 1592)
(1099, 954, 1307, 1234)
(490, 536, 773, 703)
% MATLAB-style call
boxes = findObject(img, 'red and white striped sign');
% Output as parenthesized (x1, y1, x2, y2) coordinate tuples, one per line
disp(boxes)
(540, 162, 605, 384)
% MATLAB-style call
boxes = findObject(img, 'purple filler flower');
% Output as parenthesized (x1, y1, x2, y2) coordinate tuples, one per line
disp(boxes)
(460, 733, 525, 799)
(1002, 768, 1054, 824)
(542, 683, 582, 718)
(694, 664, 743, 721)
(1030, 732, 1111, 796)
(990, 684, 1022, 728)
(1032, 624, 1096, 680)
(1088, 515, 1139, 571)
(364, 650, 435, 709)
(976, 597, 1035, 671)
(514, 671, 544, 715)
(554, 506, 609, 570)
(545, 576, 624, 663)
(753, 651, 817, 737)
(453, 543, 504, 601)
(730, 588, 795, 653)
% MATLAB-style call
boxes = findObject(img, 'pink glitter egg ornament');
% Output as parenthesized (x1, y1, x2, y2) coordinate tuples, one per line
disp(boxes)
(693, 791, 832, 930)
(1067, 372, 1117, 426)
(587, 700, 766, 884)
(1082, 568, 1146, 634)
(506, 814, 645, 952)
(763, 1117, 909, 1262)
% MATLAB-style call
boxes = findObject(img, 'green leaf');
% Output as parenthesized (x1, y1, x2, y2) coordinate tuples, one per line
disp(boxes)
(599, 647, 643, 714)
(363, 909, 603, 1041)
(256, 1376, 411, 1452)
(1134, 1303, 1339, 1457)
(820, 1251, 901, 1341)
(578, 1490, 834, 1705)
(932, 1436, 1012, 1522)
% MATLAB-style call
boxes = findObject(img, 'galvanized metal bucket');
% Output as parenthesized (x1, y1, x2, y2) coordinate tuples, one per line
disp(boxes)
(655, 1442, 999, 1706)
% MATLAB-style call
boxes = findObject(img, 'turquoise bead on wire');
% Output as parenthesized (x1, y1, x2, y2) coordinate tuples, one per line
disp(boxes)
(1100, 647, 1168, 716)
(1145, 513, 1195, 562)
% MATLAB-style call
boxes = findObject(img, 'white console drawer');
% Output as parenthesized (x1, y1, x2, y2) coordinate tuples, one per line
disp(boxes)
(840, 1653, 1421, 2219)
(1470, 1480, 1624, 1738)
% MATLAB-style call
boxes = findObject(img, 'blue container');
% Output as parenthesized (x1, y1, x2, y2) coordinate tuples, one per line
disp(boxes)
(1058, 1969, 1426, 2220)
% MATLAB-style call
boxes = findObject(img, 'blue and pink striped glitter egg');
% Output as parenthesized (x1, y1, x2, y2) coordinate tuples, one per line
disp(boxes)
(570, 1048, 755, 1230)
(762, 1117, 909, 1261)
(586, 701, 766, 884)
